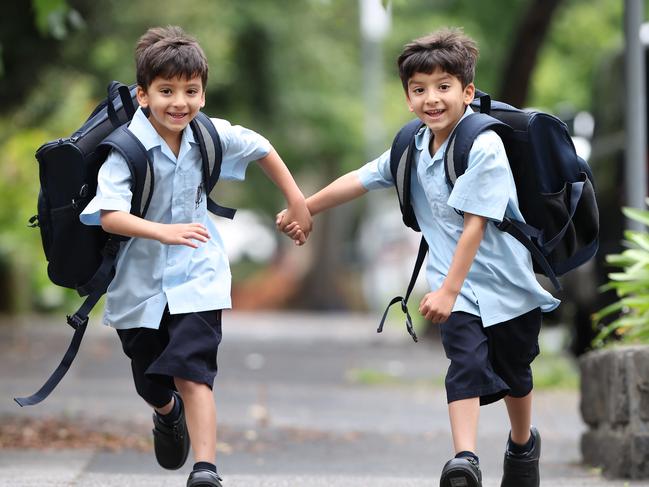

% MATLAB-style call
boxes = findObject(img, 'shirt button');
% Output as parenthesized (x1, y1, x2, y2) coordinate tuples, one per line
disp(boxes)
(169, 260, 176, 266)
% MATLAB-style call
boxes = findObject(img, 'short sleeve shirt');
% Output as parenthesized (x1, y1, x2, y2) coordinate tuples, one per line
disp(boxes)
(357, 107, 559, 326)
(80, 107, 271, 329)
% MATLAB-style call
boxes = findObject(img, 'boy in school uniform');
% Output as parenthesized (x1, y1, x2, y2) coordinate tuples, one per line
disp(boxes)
(81, 26, 311, 487)
(279, 28, 559, 487)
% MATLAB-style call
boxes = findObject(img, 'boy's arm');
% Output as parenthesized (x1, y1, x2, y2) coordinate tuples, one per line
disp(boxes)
(306, 171, 368, 216)
(257, 148, 312, 241)
(100, 210, 210, 248)
(276, 170, 368, 241)
(419, 212, 486, 323)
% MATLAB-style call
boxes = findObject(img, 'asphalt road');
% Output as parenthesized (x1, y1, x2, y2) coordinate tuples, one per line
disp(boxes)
(1, 312, 647, 486)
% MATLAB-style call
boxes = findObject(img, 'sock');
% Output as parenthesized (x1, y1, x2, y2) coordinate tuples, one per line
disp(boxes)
(509, 431, 535, 456)
(157, 392, 181, 424)
(455, 450, 479, 464)
(193, 461, 217, 474)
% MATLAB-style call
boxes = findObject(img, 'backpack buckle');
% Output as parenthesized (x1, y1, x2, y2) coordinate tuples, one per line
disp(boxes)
(102, 238, 121, 257)
(66, 313, 88, 330)
(496, 219, 511, 232)
(400, 299, 419, 343)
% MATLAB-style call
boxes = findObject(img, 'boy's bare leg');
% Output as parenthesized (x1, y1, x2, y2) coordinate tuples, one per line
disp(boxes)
(448, 397, 480, 453)
(504, 392, 533, 444)
(175, 378, 217, 463)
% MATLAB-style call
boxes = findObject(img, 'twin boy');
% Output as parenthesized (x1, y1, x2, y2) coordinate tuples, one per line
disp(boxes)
(82, 24, 556, 487)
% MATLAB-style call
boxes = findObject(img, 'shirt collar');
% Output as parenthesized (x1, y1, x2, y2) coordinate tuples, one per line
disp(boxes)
(128, 107, 197, 154)
(413, 105, 475, 160)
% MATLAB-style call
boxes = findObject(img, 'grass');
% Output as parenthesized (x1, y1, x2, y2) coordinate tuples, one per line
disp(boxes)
(348, 355, 579, 390)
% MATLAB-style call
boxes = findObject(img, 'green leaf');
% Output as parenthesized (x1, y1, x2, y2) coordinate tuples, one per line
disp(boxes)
(622, 206, 649, 227)
(592, 300, 625, 322)
(625, 232, 649, 252)
(32, 0, 70, 38)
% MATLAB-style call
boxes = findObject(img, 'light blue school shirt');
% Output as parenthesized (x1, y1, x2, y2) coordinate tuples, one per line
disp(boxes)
(357, 107, 559, 327)
(80, 107, 271, 330)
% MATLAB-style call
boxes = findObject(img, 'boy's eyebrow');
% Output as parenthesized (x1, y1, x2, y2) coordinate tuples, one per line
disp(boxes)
(408, 73, 454, 84)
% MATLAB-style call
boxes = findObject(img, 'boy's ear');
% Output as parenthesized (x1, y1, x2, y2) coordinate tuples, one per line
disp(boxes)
(464, 83, 475, 105)
(136, 85, 148, 108)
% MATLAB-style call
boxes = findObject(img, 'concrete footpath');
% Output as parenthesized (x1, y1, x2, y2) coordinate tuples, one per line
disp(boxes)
(0, 312, 646, 487)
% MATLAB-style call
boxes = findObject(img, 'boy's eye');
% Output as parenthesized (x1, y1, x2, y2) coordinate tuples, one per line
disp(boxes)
(160, 88, 172, 95)
(439, 84, 451, 91)
(412, 87, 424, 95)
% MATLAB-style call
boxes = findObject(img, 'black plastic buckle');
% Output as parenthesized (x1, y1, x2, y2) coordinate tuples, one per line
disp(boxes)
(66, 313, 88, 330)
(102, 239, 121, 257)
(28, 215, 39, 228)
(496, 219, 511, 232)
(400, 299, 418, 343)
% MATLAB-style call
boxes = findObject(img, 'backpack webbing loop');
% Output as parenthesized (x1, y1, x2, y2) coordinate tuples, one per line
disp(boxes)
(377, 237, 428, 343)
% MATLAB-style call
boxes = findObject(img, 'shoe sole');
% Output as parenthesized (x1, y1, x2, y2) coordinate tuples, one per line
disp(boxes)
(440, 469, 481, 487)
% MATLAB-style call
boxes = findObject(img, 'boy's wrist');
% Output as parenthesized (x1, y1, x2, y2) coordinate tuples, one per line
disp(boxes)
(285, 191, 306, 206)
(441, 281, 461, 297)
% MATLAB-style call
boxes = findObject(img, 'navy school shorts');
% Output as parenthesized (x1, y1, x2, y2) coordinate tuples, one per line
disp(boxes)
(439, 307, 542, 406)
(116, 308, 222, 408)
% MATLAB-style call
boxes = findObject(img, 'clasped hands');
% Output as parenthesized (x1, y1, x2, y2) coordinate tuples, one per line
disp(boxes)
(275, 203, 312, 246)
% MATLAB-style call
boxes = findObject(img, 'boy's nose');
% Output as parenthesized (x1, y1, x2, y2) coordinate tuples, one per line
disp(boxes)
(171, 95, 188, 107)
(426, 92, 440, 105)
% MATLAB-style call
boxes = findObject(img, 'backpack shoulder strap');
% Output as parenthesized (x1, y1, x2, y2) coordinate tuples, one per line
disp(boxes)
(98, 125, 154, 219)
(390, 118, 425, 231)
(444, 112, 510, 188)
(190, 112, 236, 220)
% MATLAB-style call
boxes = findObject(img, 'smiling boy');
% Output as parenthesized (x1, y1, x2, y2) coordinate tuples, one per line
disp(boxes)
(81, 26, 311, 487)
(279, 28, 558, 487)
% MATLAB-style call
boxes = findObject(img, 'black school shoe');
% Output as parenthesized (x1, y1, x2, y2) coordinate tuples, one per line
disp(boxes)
(500, 426, 541, 487)
(152, 393, 191, 470)
(187, 469, 223, 487)
(440, 457, 482, 487)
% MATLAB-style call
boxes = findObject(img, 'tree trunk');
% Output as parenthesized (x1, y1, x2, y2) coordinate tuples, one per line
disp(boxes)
(497, 0, 564, 107)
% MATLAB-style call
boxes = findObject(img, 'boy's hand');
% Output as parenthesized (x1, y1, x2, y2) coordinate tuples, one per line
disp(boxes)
(275, 209, 308, 246)
(156, 222, 210, 248)
(284, 199, 312, 236)
(418, 288, 457, 323)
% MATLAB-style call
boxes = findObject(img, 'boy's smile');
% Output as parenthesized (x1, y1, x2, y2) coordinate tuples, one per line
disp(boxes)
(136, 75, 205, 153)
(406, 69, 474, 152)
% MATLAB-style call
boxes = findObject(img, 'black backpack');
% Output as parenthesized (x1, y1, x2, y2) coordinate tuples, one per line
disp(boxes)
(377, 90, 599, 341)
(15, 81, 235, 406)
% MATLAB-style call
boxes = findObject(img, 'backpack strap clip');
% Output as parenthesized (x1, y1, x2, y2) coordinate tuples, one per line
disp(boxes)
(101, 238, 121, 257)
(66, 313, 88, 330)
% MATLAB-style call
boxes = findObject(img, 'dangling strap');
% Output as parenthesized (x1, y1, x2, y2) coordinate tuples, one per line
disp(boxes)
(377, 237, 428, 342)
(13, 285, 107, 406)
(14, 234, 121, 406)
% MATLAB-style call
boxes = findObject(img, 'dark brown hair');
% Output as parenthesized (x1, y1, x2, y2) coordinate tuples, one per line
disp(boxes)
(135, 26, 208, 90)
(397, 28, 478, 91)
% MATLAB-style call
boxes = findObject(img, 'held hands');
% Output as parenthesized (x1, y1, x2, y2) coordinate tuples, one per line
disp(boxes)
(157, 222, 210, 248)
(275, 204, 312, 246)
(418, 287, 457, 323)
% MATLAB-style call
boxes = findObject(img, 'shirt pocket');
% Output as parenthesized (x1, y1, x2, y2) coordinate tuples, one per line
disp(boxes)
(177, 166, 206, 222)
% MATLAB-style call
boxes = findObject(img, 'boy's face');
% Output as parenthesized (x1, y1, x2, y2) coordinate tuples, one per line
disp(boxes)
(405, 69, 474, 143)
(136, 75, 205, 143)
